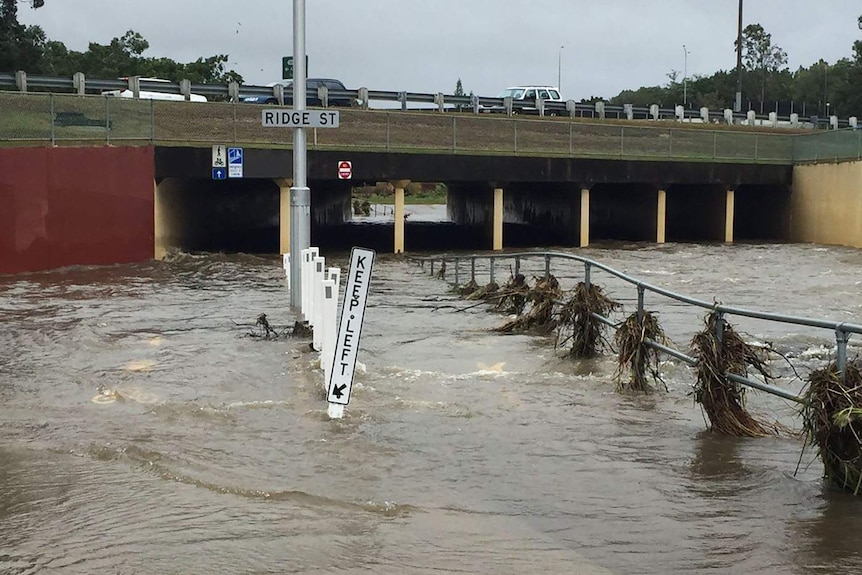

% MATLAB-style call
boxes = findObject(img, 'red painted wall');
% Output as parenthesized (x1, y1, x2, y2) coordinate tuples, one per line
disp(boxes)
(0, 146, 154, 275)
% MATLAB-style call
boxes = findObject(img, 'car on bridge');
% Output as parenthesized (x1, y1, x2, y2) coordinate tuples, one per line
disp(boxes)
(241, 78, 354, 107)
(101, 77, 208, 102)
(482, 85, 564, 115)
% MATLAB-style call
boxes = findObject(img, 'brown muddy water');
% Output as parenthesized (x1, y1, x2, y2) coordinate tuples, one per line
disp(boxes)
(1, 243, 862, 574)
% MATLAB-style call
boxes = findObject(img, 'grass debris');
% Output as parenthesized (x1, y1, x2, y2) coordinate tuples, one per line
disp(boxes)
(614, 311, 668, 393)
(690, 311, 775, 437)
(802, 359, 862, 495)
(556, 282, 620, 358)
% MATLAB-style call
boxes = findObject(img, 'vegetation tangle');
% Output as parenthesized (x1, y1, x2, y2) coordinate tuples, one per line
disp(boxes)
(802, 360, 862, 495)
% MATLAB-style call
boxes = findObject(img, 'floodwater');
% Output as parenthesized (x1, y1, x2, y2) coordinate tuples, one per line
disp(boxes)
(2, 241, 862, 575)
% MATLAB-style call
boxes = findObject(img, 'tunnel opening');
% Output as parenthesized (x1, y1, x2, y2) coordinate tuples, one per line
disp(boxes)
(156, 177, 279, 254)
(666, 185, 727, 242)
(503, 183, 580, 248)
(590, 184, 658, 242)
(734, 185, 791, 241)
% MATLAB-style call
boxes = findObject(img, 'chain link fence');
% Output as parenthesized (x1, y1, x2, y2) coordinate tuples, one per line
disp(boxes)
(3, 91, 858, 164)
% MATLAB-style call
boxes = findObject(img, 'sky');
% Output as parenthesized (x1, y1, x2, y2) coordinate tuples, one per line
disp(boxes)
(17, 0, 862, 101)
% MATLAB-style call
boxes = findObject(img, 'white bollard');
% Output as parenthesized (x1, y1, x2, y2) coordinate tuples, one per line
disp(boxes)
(312, 256, 326, 350)
(675, 105, 684, 121)
(724, 109, 734, 125)
(700, 107, 709, 123)
(790, 113, 800, 128)
(321, 278, 337, 375)
(301, 247, 319, 322)
(769, 111, 778, 127)
(328, 267, 341, 296)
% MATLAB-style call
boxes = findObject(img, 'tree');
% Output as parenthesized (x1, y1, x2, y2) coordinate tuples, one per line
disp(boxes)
(737, 23, 788, 111)
(454, 78, 464, 97)
(0, 0, 46, 72)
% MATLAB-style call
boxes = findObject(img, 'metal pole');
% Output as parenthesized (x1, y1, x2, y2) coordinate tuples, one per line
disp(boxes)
(683, 44, 688, 107)
(735, 0, 743, 112)
(557, 45, 564, 89)
(289, 0, 310, 309)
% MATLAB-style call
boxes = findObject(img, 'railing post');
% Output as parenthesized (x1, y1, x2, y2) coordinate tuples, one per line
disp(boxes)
(514, 256, 520, 277)
(620, 126, 624, 156)
(637, 284, 645, 322)
(544, 255, 550, 279)
(715, 311, 725, 343)
(430, 260, 435, 276)
(49, 93, 55, 146)
(150, 98, 155, 143)
(489, 257, 496, 285)
(471, 258, 476, 283)
(454, 258, 459, 286)
(836, 328, 848, 382)
(513, 120, 518, 153)
(105, 96, 110, 145)
(452, 115, 457, 153)
(584, 262, 591, 289)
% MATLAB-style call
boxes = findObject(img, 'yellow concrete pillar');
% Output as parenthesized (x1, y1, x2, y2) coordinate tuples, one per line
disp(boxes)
(493, 187, 504, 251)
(580, 187, 590, 248)
(275, 178, 292, 254)
(390, 180, 410, 254)
(153, 179, 166, 260)
(725, 187, 735, 243)
(656, 188, 667, 244)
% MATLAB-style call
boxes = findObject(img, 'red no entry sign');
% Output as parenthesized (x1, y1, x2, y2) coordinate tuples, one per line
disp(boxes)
(337, 160, 352, 180)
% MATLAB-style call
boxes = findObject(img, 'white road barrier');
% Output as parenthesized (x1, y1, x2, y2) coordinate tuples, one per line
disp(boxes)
(312, 256, 326, 350)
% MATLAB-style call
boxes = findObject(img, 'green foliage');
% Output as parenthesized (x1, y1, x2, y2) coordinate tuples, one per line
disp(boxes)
(0, 6, 243, 85)
(454, 78, 464, 97)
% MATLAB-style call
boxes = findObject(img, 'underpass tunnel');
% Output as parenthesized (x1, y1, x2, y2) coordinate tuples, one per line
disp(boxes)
(734, 185, 791, 241)
(503, 182, 581, 247)
(590, 184, 658, 242)
(155, 177, 279, 255)
(666, 185, 727, 242)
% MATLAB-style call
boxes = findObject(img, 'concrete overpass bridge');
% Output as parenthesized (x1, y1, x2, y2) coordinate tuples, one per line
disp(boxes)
(1, 90, 861, 274)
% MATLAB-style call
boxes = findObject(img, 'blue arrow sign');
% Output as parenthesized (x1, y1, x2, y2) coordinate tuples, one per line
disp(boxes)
(228, 147, 243, 165)
(212, 167, 227, 180)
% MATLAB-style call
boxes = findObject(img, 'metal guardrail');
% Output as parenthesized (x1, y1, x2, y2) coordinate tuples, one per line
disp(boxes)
(1, 71, 857, 129)
(414, 251, 862, 403)
(2, 73, 861, 163)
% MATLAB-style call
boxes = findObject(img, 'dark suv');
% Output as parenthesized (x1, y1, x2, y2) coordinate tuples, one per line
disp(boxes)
(241, 78, 353, 107)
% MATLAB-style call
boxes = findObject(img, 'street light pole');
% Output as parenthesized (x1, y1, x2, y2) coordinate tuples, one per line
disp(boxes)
(735, 0, 743, 112)
(683, 44, 689, 107)
(558, 45, 564, 89)
(289, 0, 310, 309)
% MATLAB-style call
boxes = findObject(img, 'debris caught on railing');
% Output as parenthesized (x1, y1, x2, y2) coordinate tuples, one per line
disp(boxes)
(556, 282, 621, 359)
(802, 359, 862, 495)
(690, 311, 777, 437)
(614, 311, 668, 393)
(494, 274, 561, 334)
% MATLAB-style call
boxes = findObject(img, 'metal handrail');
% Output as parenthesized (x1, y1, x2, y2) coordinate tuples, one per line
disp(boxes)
(0, 71, 853, 129)
(414, 251, 862, 402)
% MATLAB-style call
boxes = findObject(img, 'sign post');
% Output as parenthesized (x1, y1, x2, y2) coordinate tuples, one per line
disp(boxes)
(290, 0, 309, 310)
(326, 247, 375, 418)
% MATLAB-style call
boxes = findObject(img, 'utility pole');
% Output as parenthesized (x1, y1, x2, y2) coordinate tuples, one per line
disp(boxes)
(558, 45, 564, 90)
(683, 45, 689, 106)
(735, 0, 743, 112)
